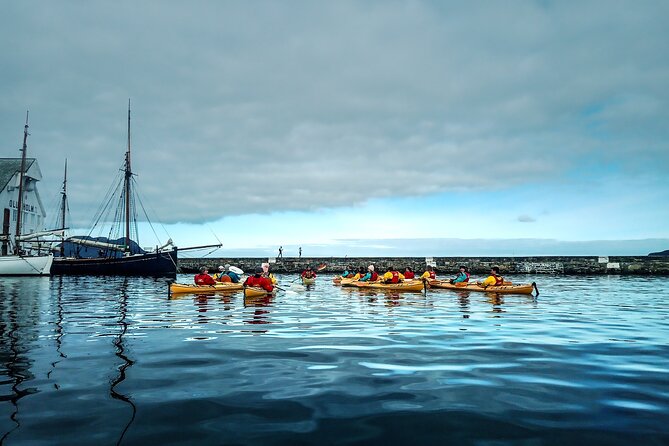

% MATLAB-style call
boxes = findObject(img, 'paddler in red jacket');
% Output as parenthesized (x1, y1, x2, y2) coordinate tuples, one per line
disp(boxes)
(403, 267, 415, 279)
(194, 267, 216, 285)
(301, 266, 317, 279)
(244, 267, 274, 292)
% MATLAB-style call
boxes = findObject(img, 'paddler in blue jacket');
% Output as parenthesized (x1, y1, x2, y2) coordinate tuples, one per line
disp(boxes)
(449, 265, 470, 284)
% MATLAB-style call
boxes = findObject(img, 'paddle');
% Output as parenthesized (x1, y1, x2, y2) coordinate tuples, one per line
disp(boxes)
(532, 282, 540, 296)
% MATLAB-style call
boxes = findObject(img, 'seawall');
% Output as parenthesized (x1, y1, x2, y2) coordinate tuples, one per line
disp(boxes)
(179, 256, 669, 275)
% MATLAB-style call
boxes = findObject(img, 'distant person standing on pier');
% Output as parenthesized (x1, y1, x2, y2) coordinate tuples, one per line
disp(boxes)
(278, 246, 283, 258)
(479, 267, 504, 288)
(194, 267, 216, 285)
(299, 247, 302, 258)
(450, 266, 470, 284)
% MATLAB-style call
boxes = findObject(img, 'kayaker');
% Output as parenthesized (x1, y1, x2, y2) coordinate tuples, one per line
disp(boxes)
(449, 265, 470, 284)
(194, 267, 216, 285)
(404, 267, 415, 279)
(382, 266, 404, 284)
(359, 265, 379, 282)
(352, 266, 365, 280)
(301, 266, 317, 279)
(244, 267, 274, 292)
(215, 264, 231, 282)
(341, 265, 355, 278)
(421, 266, 436, 280)
(223, 265, 242, 283)
(261, 262, 277, 284)
(478, 267, 504, 288)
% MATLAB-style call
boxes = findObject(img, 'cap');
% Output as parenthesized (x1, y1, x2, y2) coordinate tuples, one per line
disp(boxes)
(218, 265, 225, 271)
(255, 267, 264, 274)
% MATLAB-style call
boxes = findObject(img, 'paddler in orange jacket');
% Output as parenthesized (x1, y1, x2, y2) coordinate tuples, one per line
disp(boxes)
(479, 266, 504, 288)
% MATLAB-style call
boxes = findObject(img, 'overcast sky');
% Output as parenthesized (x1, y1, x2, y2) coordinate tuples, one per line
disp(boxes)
(1, 1, 667, 256)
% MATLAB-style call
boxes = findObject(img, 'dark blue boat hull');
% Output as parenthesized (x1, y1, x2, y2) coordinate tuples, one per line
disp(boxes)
(51, 248, 177, 276)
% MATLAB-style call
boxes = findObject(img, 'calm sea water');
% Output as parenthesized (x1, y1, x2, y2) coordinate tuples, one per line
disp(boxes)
(1, 274, 668, 445)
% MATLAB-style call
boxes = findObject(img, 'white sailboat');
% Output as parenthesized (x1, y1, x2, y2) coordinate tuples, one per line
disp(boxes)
(0, 112, 53, 275)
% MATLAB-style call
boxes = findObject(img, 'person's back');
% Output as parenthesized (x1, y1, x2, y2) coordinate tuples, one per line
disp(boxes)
(226, 270, 241, 283)
(245, 268, 274, 292)
(404, 267, 415, 279)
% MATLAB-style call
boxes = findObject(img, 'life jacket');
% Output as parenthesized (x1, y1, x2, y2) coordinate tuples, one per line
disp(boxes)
(464, 272, 470, 282)
(404, 271, 415, 279)
(195, 274, 215, 285)
(494, 275, 504, 286)
(370, 271, 379, 281)
(389, 271, 400, 283)
(426, 271, 436, 280)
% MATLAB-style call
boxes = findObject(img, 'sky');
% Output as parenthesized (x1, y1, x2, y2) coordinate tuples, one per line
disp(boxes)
(1, 1, 667, 257)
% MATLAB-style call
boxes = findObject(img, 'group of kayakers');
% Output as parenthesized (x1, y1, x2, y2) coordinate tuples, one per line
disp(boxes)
(339, 264, 438, 284)
(339, 264, 505, 287)
(193, 262, 506, 292)
(194, 262, 278, 292)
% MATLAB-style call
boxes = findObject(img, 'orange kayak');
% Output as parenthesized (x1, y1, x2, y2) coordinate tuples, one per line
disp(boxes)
(429, 280, 537, 295)
(243, 286, 275, 298)
(344, 279, 425, 292)
(170, 282, 243, 294)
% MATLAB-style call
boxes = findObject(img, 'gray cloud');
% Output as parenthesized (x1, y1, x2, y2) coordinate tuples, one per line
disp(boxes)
(517, 215, 536, 223)
(1, 1, 667, 225)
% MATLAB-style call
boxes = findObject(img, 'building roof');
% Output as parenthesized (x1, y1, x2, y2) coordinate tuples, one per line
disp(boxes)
(0, 158, 36, 192)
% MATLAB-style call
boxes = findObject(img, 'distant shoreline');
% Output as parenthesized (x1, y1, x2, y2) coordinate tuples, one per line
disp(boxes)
(179, 255, 669, 275)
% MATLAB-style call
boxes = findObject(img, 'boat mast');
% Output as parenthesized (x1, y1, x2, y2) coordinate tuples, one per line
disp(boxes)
(124, 99, 132, 255)
(60, 159, 68, 257)
(14, 111, 29, 255)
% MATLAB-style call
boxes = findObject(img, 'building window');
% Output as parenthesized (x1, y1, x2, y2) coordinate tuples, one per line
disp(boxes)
(12, 210, 17, 222)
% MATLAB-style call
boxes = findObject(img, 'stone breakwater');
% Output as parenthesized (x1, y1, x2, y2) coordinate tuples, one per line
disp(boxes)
(179, 256, 669, 275)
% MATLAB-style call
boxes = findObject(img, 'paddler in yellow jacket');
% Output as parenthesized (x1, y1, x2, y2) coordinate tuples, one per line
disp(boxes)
(420, 266, 436, 280)
(479, 266, 504, 288)
(382, 266, 404, 284)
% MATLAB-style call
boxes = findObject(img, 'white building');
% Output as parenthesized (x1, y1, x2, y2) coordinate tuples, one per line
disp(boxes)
(0, 158, 46, 255)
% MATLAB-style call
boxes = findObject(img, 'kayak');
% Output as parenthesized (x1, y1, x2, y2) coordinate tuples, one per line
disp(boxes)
(332, 276, 342, 285)
(170, 282, 243, 294)
(429, 280, 537, 295)
(344, 279, 425, 292)
(243, 286, 275, 298)
(302, 277, 316, 285)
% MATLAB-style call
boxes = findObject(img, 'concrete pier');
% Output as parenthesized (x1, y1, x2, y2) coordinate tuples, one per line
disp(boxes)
(179, 256, 669, 275)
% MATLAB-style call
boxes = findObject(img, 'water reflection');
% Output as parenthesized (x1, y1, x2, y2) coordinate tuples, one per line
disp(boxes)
(0, 280, 39, 444)
(109, 278, 136, 446)
(46, 276, 67, 388)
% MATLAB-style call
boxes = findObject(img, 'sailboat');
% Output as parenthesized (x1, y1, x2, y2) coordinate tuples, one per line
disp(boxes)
(0, 113, 54, 276)
(51, 102, 218, 276)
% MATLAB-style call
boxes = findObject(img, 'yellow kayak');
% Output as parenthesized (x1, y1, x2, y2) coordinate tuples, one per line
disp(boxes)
(243, 286, 275, 298)
(170, 282, 243, 294)
(429, 280, 537, 295)
(345, 279, 425, 292)
(302, 277, 316, 285)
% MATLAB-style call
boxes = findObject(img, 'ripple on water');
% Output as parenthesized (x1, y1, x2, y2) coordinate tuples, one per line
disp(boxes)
(1, 274, 669, 444)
